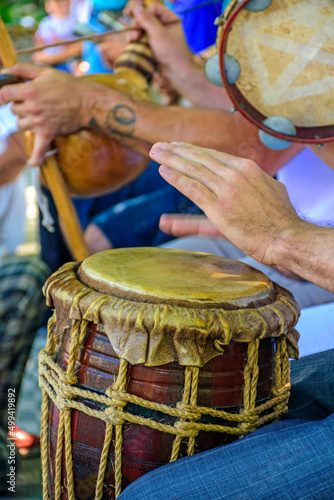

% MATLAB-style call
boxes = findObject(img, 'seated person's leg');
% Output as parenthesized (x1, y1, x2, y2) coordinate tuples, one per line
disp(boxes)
(286, 349, 334, 420)
(84, 184, 202, 253)
(118, 350, 334, 500)
(0, 255, 49, 429)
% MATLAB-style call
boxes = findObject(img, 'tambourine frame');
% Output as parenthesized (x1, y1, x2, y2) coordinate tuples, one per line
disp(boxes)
(219, 0, 334, 144)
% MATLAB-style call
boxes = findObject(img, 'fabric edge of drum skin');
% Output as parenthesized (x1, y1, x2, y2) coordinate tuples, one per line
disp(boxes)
(77, 247, 275, 309)
(41, 251, 300, 367)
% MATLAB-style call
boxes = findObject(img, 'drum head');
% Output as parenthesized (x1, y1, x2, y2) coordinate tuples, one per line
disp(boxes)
(78, 247, 274, 308)
(220, 0, 334, 142)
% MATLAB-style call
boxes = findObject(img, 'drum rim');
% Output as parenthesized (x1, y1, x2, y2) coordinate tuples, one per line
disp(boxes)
(219, 0, 334, 144)
(42, 256, 300, 367)
(77, 247, 275, 308)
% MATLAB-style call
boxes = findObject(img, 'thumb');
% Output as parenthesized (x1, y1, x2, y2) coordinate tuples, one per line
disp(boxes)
(125, 28, 142, 44)
(132, 6, 164, 38)
(28, 133, 52, 167)
(3, 63, 48, 81)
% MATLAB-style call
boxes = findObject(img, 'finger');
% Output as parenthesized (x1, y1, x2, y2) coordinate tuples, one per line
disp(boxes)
(159, 214, 221, 237)
(146, 2, 180, 24)
(156, 142, 247, 170)
(2, 63, 48, 81)
(125, 28, 142, 44)
(159, 164, 217, 212)
(124, 0, 144, 17)
(159, 213, 202, 236)
(132, 6, 165, 37)
(29, 133, 52, 167)
(0, 81, 36, 105)
(151, 145, 219, 192)
(10, 102, 26, 118)
(11, 101, 41, 118)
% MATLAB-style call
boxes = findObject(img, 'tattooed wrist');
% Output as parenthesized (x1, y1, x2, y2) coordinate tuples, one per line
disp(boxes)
(89, 104, 136, 139)
(107, 105, 136, 137)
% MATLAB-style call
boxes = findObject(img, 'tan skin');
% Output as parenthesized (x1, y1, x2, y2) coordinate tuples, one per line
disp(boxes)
(159, 143, 334, 239)
(0, 3, 303, 253)
(0, 132, 27, 186)
(0, 3, 302, 169)
(149, 142, 334, 293)
(309, 143, 334, 170)
(33, 0, 82, 66)
(32, 41, 82, 66)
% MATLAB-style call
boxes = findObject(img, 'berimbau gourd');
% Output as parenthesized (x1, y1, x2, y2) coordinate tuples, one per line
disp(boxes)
(0, 9, 163, 260)
(41, 33, 158, 197)
(0, 23, 159, 197)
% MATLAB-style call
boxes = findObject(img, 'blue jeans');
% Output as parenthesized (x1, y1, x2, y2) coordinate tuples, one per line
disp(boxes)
(74, 161, 202, 248)
(118, 350, 334, 500)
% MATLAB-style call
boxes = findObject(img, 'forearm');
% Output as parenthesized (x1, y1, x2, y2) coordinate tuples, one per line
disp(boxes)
(84, 84, 302, 175)
(0, 133, 27, 185)
(34, 42, 82, 65)
(163, 58, 231, 109)
(276, 222, 334, 292)
(309, 143, 334, 170)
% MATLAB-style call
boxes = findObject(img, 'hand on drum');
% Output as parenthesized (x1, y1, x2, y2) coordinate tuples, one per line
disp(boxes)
(0, 64, 87, 165)
(160, 214, 223, 238)
(150, 142, 303, 267)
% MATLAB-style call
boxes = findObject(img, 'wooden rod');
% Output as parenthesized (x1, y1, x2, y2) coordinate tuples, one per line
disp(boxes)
(0, 14, 90, 262)
(15, 20, 180, 57)
(16, 27, 136, 56)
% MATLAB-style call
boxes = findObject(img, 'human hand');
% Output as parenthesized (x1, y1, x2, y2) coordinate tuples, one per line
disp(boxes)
(0, 64, 87, 165)
(159, 213, 223, 237)
(97, 32, 129, 68)
(84, 224, 113, 254)
(150, 142, 302, 267)
(32, 50, 52, 64)
(125, 2, 192, 77)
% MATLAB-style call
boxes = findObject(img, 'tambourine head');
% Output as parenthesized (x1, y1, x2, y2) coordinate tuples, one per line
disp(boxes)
(219, 0, 334, 145)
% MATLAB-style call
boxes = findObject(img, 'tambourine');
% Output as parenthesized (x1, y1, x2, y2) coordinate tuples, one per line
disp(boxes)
(207, 0, 334, 149)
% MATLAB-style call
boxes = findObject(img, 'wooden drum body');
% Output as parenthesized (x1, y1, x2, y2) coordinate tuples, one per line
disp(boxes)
(39, 248, 300, 499)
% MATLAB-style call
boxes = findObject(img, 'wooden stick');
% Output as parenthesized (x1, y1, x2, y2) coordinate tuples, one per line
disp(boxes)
(16, 20, 181, 57)
(0, 15, 19, 66)
(17, 27, 137, 56)
(0, 14, 90, 262)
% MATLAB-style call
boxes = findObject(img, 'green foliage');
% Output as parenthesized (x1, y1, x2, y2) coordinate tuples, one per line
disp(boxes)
(0, 0, 46, 26)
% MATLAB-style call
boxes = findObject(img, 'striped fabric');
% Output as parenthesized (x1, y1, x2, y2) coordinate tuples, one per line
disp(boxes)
(0, 255, 50, 430)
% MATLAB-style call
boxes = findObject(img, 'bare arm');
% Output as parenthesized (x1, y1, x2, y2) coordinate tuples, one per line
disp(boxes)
(32, 41, 82, 66)
(80, 81, 303, 176)
(126, 3, 231, 109)
(309, 143, 334, 170)
(150, 142, 334, 292)
(0, 132, 27, 185)
(0, 64, 302, 170)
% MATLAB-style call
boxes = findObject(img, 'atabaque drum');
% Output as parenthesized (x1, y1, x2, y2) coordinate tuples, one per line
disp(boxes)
(219, 0, 334, 146)
(39, 248, 300, 499)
